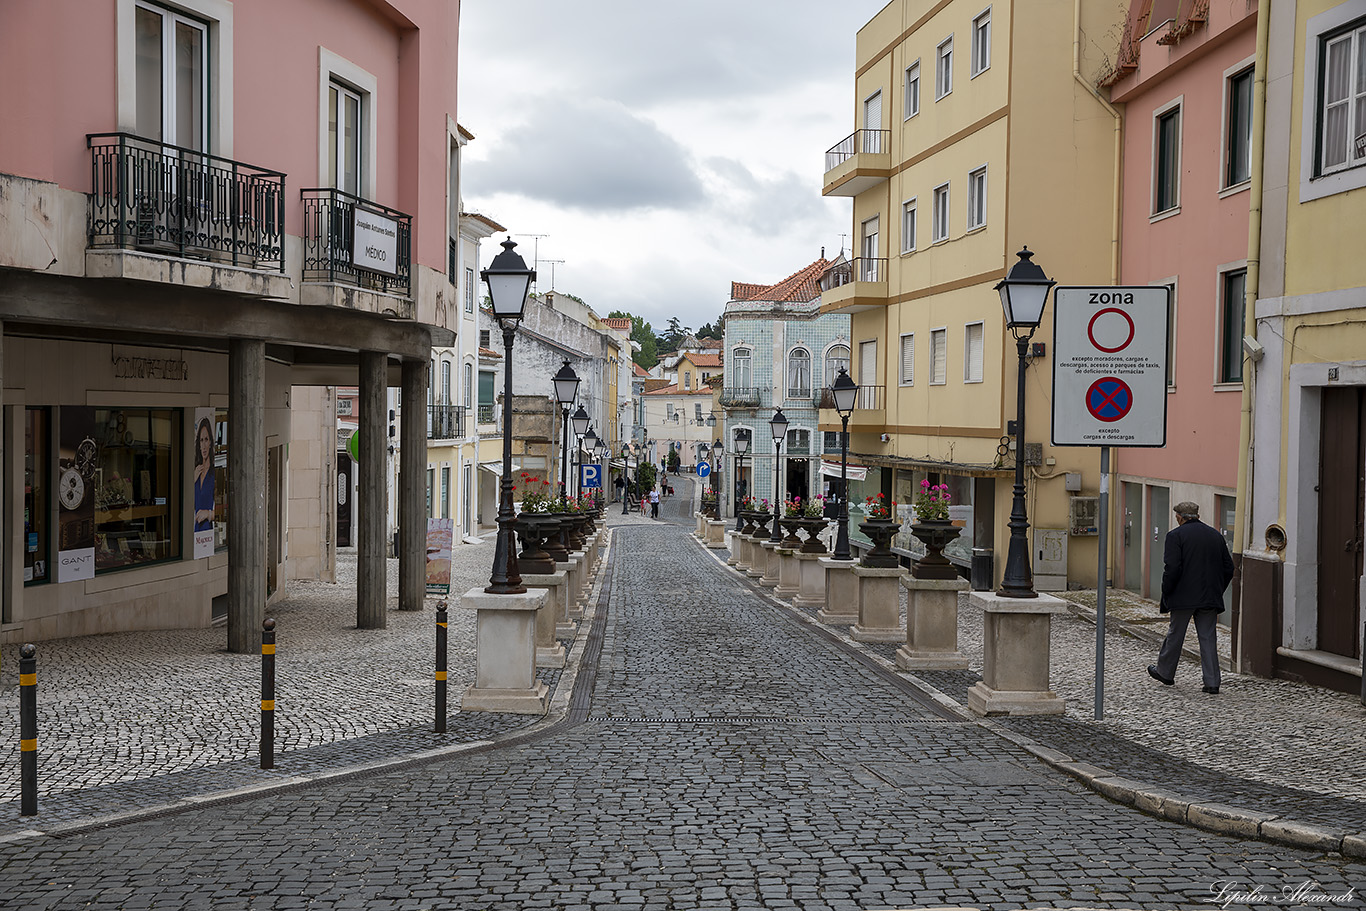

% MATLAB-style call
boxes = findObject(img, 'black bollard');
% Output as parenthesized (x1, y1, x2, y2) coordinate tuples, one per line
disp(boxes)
(19, 644, 37, 817)
(435, 601, 448, 733)
(260, 618, 275, 770)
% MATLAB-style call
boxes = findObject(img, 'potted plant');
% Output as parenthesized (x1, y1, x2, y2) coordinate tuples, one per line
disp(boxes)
(796, 494, 828, 554)
(779, 498, 805, 547)
(910, 480, 960, 579)
(737, 495, 757, 534)
(750, 497, 773, 537)
(514, 474, 557, 572)
(859, 492, 900, 568)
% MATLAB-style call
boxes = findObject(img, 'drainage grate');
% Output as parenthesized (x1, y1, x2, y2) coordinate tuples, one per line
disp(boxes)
(586, 715, 959, 725)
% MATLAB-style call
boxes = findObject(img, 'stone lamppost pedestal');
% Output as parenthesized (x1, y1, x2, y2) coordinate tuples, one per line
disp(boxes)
(966, 591, 1068, 716)
(792, 552, 825, 609)
(850, 564, 904, 642)
(705, 519, 727, 548)
(554, 557, 583, 633)
(746, 535, 769, 580)
(521, 571, 568, 668)
(817, 557, 859, 625)
(729, 531, 749, 570)
(459, 587, 550, 715)
(758, 541, 781, 588)
(775, 547, 801, 598)
(896, 576, 970, 669)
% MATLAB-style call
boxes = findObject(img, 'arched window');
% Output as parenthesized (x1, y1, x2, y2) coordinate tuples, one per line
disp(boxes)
(825, 344, 851, 383)
(441, 360, 452, 405)
(732, 347, 752, 389)
(463, 362, 473, 409)
(787, 347, 811, 398)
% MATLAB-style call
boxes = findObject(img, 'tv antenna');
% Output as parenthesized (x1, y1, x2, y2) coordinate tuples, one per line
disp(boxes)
(515, 233, 550, 290)
(541, 259, 565, 291)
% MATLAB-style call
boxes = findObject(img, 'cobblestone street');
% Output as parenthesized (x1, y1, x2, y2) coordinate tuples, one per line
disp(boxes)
(1, 504, 1362, 910)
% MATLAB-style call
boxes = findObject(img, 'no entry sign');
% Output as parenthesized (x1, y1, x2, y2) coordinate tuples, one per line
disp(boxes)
(1052, 286, 1169, 447)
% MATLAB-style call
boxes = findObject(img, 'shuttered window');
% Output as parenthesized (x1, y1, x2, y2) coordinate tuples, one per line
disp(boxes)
(964, 322, 984, 383)
(930, 329, 947, 385)
(899, 334, 915, 386)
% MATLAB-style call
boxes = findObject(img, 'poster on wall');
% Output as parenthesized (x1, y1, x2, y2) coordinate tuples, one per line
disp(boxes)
(425, 518, 453, 596)
(191, 408, 217, 559)
(57, 407, 97, 582)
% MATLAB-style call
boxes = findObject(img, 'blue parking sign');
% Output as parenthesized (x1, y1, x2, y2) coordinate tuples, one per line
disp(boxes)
(580, 464, 602, 488)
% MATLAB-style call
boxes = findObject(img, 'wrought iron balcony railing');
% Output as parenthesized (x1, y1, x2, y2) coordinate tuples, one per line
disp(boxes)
(477, 403, 497, 425)
(719, 387, 763, 408)
(786, 386, 814, 401)
(819, 385, 885, 410)
(821, 257, 887, 290)
(87, 132, 285, 270)
(301, 188, 412, 297)
(825, 129, 890, 171)
(428, 404, 466, 440)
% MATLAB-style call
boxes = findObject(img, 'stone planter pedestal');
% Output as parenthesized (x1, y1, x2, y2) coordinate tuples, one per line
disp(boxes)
(774, 547, 801, 598)
(458, 587, 550, 715)
(817, 557, 859, 625)
(521, 571, 568, 669)
(729, 531, 749, 569)
(556, 555, 584, 630)
(757, 541, 780, 587)
(694, 512, 707, 538)
(966, 591, 1068, 716)
(896, 576, 969, 670)
(705, 519, 727, 549)
(792, 552, 825, 608)
(850, 564, 905, 642)
(746, 535, 769, 579)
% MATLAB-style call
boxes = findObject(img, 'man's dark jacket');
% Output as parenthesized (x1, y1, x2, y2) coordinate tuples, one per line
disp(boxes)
(1160, 518, 1235, 613)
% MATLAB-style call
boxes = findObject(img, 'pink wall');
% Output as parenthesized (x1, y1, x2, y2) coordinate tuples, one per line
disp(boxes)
(1110, 9, 1256, 491)
(0, 0, 459, 273)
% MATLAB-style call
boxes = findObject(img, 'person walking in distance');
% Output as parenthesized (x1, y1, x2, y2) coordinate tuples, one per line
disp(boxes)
(649, 486, 660, 519)
(1148, 502, 1235, 694)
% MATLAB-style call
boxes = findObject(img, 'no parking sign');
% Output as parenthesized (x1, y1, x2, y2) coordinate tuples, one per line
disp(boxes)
(1052, 286, 1169, 447)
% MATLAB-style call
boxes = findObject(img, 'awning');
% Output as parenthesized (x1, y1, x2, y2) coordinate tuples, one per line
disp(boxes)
(820, 459, 868, 482)
(478, 460, 522, 476)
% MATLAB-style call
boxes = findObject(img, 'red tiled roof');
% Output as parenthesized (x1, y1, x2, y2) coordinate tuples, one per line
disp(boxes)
(643, 378, 674, 393)
(479, 347, 502, 359)
(644, 383, 713, 396)
(602, 317, 634, 331)
(731, 257, 832, 304)
(633, 362, 651, 377)
(683, 352, 722, 367)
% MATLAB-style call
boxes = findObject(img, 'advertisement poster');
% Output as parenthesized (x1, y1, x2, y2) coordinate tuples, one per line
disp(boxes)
(57, 407, 97, 582)
(191, 407, 217, 559)
(425, 518, 453, 595)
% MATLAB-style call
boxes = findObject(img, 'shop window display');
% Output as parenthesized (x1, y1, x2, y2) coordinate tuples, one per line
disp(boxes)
(93, 408, 181, 571)
(24, 408, 50, 584)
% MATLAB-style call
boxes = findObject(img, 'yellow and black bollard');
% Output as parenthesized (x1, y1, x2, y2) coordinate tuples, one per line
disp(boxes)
(260, 618, 275, 770)
(19, 643, 37, 817)
(435, 601, 448, 733)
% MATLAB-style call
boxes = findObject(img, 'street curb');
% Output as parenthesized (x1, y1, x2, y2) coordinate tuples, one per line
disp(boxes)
(702, 536, 1366, 860)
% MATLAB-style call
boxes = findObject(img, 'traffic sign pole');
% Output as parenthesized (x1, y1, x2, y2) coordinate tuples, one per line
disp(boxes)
(1096, 446, 1109, 721)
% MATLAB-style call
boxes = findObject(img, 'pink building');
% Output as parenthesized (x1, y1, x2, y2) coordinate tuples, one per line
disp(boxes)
(0, 1, 462, 649)
(1102, 0, 1257, 603)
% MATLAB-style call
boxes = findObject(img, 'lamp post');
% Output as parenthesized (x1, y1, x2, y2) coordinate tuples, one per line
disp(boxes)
(769, 409, 788, 543)
(621, 443, 632, 514)
(734, 430, 751, 524)
(552, 360, 580, 499)
(481, 238, 535, 595)
(570, 406, 590, 497)
(581, 428, 599, 500)
(711, 437, 722, 503)
(995, 247, 1057, 598)
(830, 367, 859, 561)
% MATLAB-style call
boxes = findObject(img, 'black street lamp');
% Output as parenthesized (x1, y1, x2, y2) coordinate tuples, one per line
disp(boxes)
(996, 247, 1057, 598)
(570, 406, 590, 496)
(830, 367, 859, 560)
(553, 360, 580, 499)
(769, 409, 788, 543)
(481, 238, 535, 595)
(711, 437, 722, 502)
(733, 430, 751, 526)
(621, 443, 632, 514)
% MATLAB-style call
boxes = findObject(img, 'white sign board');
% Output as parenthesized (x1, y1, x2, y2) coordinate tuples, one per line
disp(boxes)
(1052, 286, 1169, 447)
(352, 207, 399, 276)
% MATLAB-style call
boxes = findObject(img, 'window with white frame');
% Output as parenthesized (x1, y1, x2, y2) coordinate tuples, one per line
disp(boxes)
(1157, 280, 1177, 386)
(930, 329, 947, 384)
(972, 9, 991, 76)
(1220, 268, 1247, 384)
(905, 61, 921, 118)
(932, 183, 950, 242)
(860, 216, 880, 279)
(733, 347, 752, 389)
(319, 49, 377, 199)
(899, 333, 915, 386)
(666, 403, 675, 421)
(1225, 66, 1254, 188)
(134, 2, 208, 150)
(937, 37, 954, 99)
(441, 360, 451, 404)
(464, 267, 475, 312)
(788, 347, 812, 398)
(1318, 22, 1366, 175)
(463, 362, 473, 409)
(825, 344, 850, 383)
(862, 91, 883, 152)
(967, 166, 987, 230)
(902, 198, 917, 253)
(683, 371, 691, 390)
(964, 322, 984, 383)
(1153, 102, 1182, 214)
(787, 428, 811, 456)
(695, 402, 704, 423)
(328, 80, 364, 195)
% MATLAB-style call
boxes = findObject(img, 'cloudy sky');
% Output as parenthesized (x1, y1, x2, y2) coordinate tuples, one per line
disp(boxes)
(459, 0, 889, 333)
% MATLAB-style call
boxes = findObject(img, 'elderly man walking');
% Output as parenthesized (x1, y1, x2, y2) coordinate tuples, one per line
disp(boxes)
(1148, 501, 1235, 694)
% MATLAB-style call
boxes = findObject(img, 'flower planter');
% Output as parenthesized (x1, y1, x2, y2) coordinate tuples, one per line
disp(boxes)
(910, 520, 961, 580)
(858, 518, 901, 568)
(565, 514, 587, 551)
(514, 513, 558, 574)
(736, 510, 755, 535)
(780, 517, 804, 548)
(542, 514, 570, 564)
(796, 517, 828, 554)
(751, 511, 772, 538)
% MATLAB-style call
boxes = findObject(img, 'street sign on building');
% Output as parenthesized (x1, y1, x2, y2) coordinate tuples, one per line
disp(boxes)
(1051, 286, 1170, 447)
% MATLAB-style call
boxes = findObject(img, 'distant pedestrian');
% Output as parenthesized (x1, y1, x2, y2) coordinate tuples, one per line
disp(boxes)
(649, 488, 660, 519)
(1148, 502, 1235, 694)
(614, 475, 625, 500)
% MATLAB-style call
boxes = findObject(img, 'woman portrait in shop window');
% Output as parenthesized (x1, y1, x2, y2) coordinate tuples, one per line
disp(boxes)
(193, 417, 216, 532)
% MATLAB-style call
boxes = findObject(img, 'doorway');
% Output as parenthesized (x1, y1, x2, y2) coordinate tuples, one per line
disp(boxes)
(1318, 387, 1364, 659)
(787, 458, 810, 504)
(337, 451, 353, 547)
(1123, 482, 1142, 591)
(267, 445, 282, 597)
(1147, 485, 1170, 601)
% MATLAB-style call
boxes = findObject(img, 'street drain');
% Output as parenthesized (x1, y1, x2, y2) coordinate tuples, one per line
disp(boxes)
(586, 715, 959, 725)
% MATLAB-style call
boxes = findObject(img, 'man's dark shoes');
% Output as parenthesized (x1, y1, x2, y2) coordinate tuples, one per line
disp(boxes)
(1203, 685, 1219, 694)
(1148, 665, 1175, 686)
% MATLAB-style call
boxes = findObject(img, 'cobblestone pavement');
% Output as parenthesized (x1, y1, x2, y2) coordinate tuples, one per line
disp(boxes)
(0, 515, 1363, 909)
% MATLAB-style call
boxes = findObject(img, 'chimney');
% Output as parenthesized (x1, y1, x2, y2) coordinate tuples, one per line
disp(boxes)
(820, 246, 825, 259)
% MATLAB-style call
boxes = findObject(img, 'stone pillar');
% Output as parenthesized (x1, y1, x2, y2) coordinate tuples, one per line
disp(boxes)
(459, 587, 550, 715)
(227, 338, 266, 654)
(758, 541, 780, 588)
(793, 552, 825, 609)
(705, 519, 727, 548)
(817, 558, 858, 625)
(357, 351, 387, 629)
(897, 576, 970, 669)
(398, 357, 427, 611)
(522, 570, 568, 668)
(966, 591, 1068, 716)
(775, 547, 800, 598)
(556, 554, 584, 628)
(850, 564, 904, 642)
(730, 532, 750, 570)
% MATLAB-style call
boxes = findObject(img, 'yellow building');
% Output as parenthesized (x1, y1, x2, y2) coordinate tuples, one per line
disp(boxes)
(1239, 0, 1366, 694)
(821, 0, 1124, 586)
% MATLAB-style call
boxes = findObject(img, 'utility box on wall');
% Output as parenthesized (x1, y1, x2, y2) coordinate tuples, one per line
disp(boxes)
(1034, 528, 1068, 592)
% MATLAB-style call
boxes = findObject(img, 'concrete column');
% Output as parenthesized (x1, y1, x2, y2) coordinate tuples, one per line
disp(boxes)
(897, 576, 970, 670)
(522, 570, 568, 668)
(817, 558, 859, 625)
(228, 338, 266, 654)
(850, 565, 904, 642)
(793, 552, 825, 609)
(357, 351, 387, 629)
(459, 586, 550, 715)
(775, 547, 800, 598)
(967, 591, 1068, 716)
(398, 357, 426, 611)
(757, 541, 780, 587)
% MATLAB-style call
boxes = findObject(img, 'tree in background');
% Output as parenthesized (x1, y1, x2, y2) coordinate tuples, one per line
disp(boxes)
(608, 310, 659, 370)
(695, 315, 724, 340)
(658, 316, 690, 355)
(667, 448, 681, 473)
(634, 460, 658, 496)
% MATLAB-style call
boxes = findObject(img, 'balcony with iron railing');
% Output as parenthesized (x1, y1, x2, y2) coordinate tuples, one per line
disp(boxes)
(86, 132, 291, 296)
(823, 129, 891, 197)
(428, 404, 466, 440)
(477, 403, 497, 425)
(718, 387, 765, 408)
(301, 188, 413, 308)
(819, 385, 886, 429)
(819, 385, 884, 411)
(819, 257, 889, 315)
